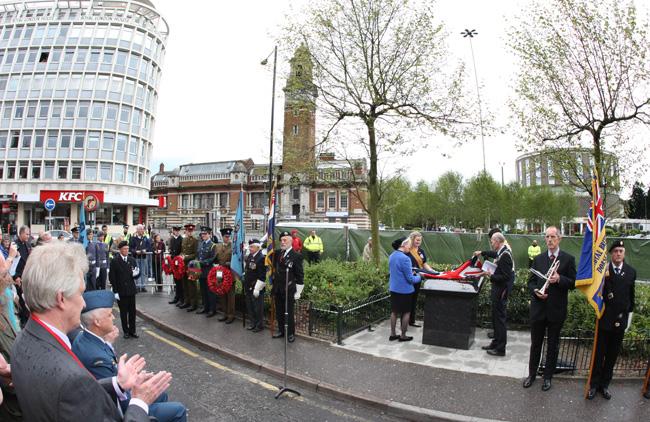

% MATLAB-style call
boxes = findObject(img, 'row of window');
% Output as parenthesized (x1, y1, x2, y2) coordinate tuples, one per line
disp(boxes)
(0, 100, 152, 132)
(0, 21, 164, 62)
(0, 129, 150, 164)
(26, 203, 131, 227)
(174, 191, 350, 212)
(316, 191, 349, 210)
(0, 46, 162, 87)
(517, 156, 617, 186)
(179, 193, 231, 210)
(1, 159, 148, 185)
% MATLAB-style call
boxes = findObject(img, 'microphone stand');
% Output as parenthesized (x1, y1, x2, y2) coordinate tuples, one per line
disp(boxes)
(275, 265, 300, 399)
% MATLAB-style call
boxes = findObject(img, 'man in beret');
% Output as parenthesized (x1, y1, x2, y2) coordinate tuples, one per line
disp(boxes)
(73, 291, 187, 422)
(179, 224, 199, 311)
(215, 228, 234, 323)
(587, 240, 636, 400)
(168, 226, 184, 305)
(272, 231, 304, 343)
(244, 239, 266, 332)
(110, 241, 140, 339)
(196, 226, 217, 317)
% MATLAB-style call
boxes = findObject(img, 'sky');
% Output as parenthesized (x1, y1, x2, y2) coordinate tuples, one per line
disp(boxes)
(150, 0, 650, 197)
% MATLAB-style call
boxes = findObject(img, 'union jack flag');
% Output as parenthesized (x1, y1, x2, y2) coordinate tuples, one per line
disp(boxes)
(264, 182, 277, 286)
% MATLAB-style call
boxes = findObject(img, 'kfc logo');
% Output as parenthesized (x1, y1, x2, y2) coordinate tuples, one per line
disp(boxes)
(59, 192, 83, 201)
(40, 190, 104, 203)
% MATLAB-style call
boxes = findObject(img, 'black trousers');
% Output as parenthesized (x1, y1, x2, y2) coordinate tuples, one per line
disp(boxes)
(529, 318, 564, 379)
(96, 268, 107, 290)
(199, 277, 217, 312)
(591, 327, 625, 389)
(85, 270, 96, 291)
(305, 251, 320, 264)
(118, 295, 137, 335)
(245, 290, 265, 329)
(275, 292, 295, 336)
(490, 284, 509, 351)
(173, 277, 184, 302)
(409, 282, 421, 324)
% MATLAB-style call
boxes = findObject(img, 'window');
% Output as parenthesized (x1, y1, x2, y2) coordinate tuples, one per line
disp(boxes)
(39, 52, 49, 63)
(60, 132, 71, 148)
(65, 102, 75, 118)
(114, 163, 125, 182)
(7, 162, 15, 179)
(100, 163, 112, 181)
(103, 51, 114, 65)
(120, 107, 130, 123)
(129, 139, 137, 156)
(78, 102, 89, 118)
(85, 162, 97, 180)
(21, 133, 31, 148)
(10, 131, 19, 148)
(19, 161, 28, 179)
(88, 132, 100, 149)
(34, 131, 44, 148)
(218, 193, 229, 208)
(116, 134, 127, 152)
(292, 125, 298, 135)
(91, 103, 104, 119)
(102, 133, 114, 151)
(26, 103, 36, 118)
(44, 161, 54, 179)
(328, 192, 336, 209)
(58, 162, 68, 179)
(181, 194, 188, 209)
(51, 101, 62, 118)
(47, 131, 57, 148)
(340, 192, 348, 209)
(127, 166, 135, 183)
(74, 132, 84, 148)
(0, 134, 6, 148)
(292, 187, 300, 200)
(316, 192, 325, 209)
(38, 102, 49, 118)
(250, 192, 265, 209)
(71, 162, 82, 179)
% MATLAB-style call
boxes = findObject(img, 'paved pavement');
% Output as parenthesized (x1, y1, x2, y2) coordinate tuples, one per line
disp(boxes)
(135, 293, 649, 422)
(340, 321, 529, 378)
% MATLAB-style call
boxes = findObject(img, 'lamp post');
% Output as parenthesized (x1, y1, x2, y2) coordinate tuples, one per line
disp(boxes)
(499, 161, 506, 187)
(461, 29, 486, 172)
(261, 46, 277, 233)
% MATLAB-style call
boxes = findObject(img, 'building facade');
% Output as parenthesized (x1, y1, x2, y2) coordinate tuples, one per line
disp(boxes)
(0, 0, 168, 234)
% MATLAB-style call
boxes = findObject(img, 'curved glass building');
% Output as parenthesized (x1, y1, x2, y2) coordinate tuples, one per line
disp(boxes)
(0, 0, 168, 233)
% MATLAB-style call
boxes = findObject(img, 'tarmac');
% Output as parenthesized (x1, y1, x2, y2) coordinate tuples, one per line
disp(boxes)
(136, 293, 649, 422)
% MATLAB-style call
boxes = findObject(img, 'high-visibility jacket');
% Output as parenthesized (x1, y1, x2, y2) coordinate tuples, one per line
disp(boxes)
(528, 244, 541, 260)
(303, 235, 323, 253)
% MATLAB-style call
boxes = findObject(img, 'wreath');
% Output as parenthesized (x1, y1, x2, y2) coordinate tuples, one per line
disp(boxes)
(208, 265, 233, 296)
(163, 255, 186, 280)
(187, 260, 202, 282)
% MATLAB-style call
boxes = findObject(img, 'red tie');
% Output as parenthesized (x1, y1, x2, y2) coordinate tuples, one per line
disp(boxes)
(549, 254, 555, 261)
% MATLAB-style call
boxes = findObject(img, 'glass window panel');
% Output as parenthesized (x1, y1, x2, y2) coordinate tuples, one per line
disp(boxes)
(100, 163, 112, 180)
(114, 163, 125, 182)
(92, 103, 103, 119)
(102, 133, 114, 151)
(21, 134, 31, 148)
(44, 161, 54, 178)
(57, 162, 68, 179)
(31, 161, 41, 179)
(65, 102, 75, 117)
(47, 131, 57, 148)
(85, 162, 97, 180)
(74, 132, 84, 148)
(38, 103, 49, 118)
(78, 102, 89, 117)
(60, 132, 71, 148)
(34, 131, 44, 147)
(106, 104, 117, 120)
(116, 134, 127, 152)
(71, 162, 82, 179)
(88, 131, 100, 149)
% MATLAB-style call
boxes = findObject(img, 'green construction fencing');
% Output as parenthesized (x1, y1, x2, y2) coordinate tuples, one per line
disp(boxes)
(280, 227, 650, 280)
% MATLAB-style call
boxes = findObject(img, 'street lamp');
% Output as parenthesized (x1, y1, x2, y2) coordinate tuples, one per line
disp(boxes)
(261, 46, 278, 232)
(499, 161, 506, 187)
(461, 29, 486, 172)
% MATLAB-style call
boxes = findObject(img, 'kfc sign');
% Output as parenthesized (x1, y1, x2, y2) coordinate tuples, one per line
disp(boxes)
(40, 190, 104, 203)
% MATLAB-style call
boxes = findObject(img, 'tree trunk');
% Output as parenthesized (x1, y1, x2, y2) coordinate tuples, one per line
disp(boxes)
(367, 119, 381, 266)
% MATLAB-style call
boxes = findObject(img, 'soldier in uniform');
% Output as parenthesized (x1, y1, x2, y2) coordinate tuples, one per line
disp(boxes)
(244, 239, 266, 332)
(178, 224, 199, 311)
(71, 226, 82, 243)
(587, 240, 636, 400)
(168, 226, 184, 305)
(272, 231, 304, 343)
(196, 226, 217, 317)
(215, 228, 235, 323)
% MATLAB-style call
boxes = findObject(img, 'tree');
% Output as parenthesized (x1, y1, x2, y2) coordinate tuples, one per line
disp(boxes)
(520, 186, 578, 229)
(626, 181, 648, 219)
(461, 171, 502, 229)
(378, 175, 412, 228)
(509, 0, 650, 201)
(433, 171, 464, 228)
(286, 0, 471, 264)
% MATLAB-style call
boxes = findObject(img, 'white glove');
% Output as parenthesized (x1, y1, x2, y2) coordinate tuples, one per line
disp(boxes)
(132, 266, 140, 277)
(626, 313, 633, 332)
(95, 268, 100, 278)
(253, 280, 266, 298)
(114, 293, 120, 301)
(294, 284, 304, 300)
(91, 260, 96, 265)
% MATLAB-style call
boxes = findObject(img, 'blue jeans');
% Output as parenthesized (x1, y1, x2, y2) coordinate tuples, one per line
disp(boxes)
(121, 392, 187, 422)
(134, 257, 150, 289)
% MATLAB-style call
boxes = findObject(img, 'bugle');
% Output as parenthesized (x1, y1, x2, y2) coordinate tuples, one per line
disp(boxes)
(530, 259, 560, 297)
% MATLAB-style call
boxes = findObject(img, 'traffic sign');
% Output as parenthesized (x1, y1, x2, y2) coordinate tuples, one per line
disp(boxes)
(44, 198, 56, 212)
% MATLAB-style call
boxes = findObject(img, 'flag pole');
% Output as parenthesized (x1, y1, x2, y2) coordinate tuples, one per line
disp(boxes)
(584, 171, 601, 399)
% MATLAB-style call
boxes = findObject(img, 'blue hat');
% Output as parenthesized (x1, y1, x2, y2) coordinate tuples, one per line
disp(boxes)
(82, 290, 114, 313)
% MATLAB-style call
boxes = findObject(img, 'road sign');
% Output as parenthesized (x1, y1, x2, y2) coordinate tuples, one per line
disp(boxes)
(44, 198, 56, 212)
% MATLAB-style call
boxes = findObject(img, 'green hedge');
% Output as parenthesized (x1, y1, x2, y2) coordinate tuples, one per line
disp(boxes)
(299, 259, 650, 336)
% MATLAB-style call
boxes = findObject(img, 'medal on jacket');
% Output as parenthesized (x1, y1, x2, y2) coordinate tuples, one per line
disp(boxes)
(250, 262, 256, 270)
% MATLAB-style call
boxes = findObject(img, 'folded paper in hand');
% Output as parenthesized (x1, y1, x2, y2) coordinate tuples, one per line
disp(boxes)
(482, 260, 497, 275)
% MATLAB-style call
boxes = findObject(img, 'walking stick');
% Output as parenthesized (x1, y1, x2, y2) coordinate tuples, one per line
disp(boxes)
(275, 266, 300, 399)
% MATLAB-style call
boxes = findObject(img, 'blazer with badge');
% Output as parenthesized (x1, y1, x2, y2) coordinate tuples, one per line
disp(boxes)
(11, 319, 148, 422)
(197, 239, 216, 278)
(601, 262, 636, 332)
(244, 251, 266, 292)
(480, 246, 514, 288)
(528, 250, 577, 322)
(272, 248, 304, 296)
(180, 235, 198, 263)
(110, 254, 139, 296)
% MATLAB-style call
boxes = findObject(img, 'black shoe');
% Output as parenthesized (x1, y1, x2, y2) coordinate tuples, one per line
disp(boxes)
(123, 333, 131, 339)
(247, 325, 255, 330)
(288, 334, 295, 343)
(178, 303, 190, 309)
(481, 344, 496, 350)
(587, 388, 597, 400)
(206, 312, 218, 318)
(225, 318, 234, 324)
(389, 335, 400, 341)
(252, 327, 263, 333)
(408, 323, 421, 328)
(542, 379, 552, 391)
(486, 349, 505, 357)
(168, 299, 178, 304)
(196, 309, 207, 314)
(175, 302, 183, 307)
(398, 336, 413, 342)
(644, 391, 650, 399)
(187, 306, 197, 312)
(487, 331, 494, 339)
(218, 316, 228, 322)
(130, 333, 139, 339)
(272, 333, 284, 339)
(522, 376, 535, 388)
(601, 387, 611, 400)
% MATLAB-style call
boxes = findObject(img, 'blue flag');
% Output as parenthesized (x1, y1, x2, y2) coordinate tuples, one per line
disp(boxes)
(230, 190, 245, 279)
(79, 203, 88, 247)
(575, 170, 607, 318)
(264, 183, 277, 286)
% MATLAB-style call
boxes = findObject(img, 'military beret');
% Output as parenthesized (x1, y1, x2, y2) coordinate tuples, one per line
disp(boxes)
(248, 238, 261, 246)
(609, 240, 625, 252)
(71, 227, 79, 233)
(392, 237, 406, 250)
(200, 226, 211, 234)
(220, 228, 232, 236)
(82, 290, 114, 313)
(118, 240, 129, 249)
(279, 231, 291, 239)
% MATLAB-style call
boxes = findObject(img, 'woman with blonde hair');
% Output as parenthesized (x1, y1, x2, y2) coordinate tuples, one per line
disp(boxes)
(406, 231, 434, 327)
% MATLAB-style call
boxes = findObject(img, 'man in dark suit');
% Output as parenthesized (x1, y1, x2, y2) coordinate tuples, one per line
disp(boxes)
(168, 226, 184, 305)
(272, 231, 304, 343)
(524, 226, 576, 391)
(244, 239, 267, 332)
(73, 290, 187, 421)
(11, 241, 171, 422)
(13, 225, 32, 326)
(110, 241, 140, 339)
(474, 232, 515, 356)
(587, 240, 636, 400)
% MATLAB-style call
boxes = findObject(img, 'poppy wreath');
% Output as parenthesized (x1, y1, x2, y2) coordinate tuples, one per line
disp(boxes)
(187, 260, 202, 282)
(170, 256, 186, 280)
(208, 265, 233, 296)
(162, 255, 174, 275)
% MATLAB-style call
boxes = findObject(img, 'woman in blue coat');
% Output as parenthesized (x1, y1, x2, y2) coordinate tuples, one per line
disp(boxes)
(388, 237, 422, 342)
